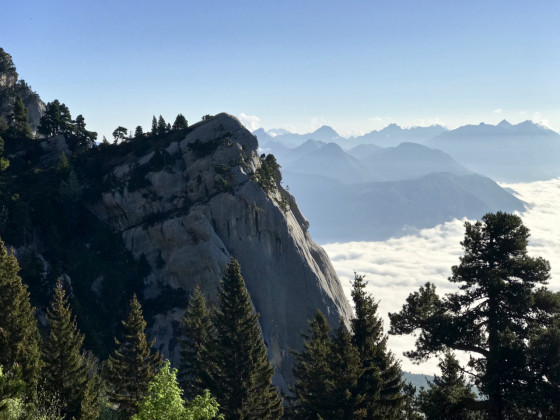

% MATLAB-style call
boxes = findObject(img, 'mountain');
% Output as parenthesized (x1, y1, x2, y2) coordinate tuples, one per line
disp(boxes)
(0, 48, 45, 132)
(342, 123, 448, 148)
(355, 142, 472, 182)
(1, 110, 352, 389)
(425, 120, 560, 181)
(283, 141, 369, 184)
(254, 125, 344, 147)
(283, 171, 525, 243)
(254, 123, 448, 149)
(268, 139, 473, 184)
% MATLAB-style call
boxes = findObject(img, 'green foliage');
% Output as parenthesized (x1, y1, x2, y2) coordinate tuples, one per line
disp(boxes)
(203, 258, 283, 419)
(351, 273, 404, 418)
(131, 360, 185, 420)
(9, 97, 31, 139)
(111, 126, 127, 144)
(79, 373, 105, 420)
(253, 154, 279, 194)
(187, 138, 221, 159)
(417, 352, 482, 420)
(38, 100, 73, 137)
(0, 364, 26, 416)
(42, 279, 88, 419)
(291, 310, 335, 419)
(389, 212, 560, 419)
(173, 114, 189, 131)
(0, 238, 41, 391)
(132, 360, 221, 420)
(105, 294, 163, 419)
(201, 115, 213, 121)
(127, 149, 170, 192)
(157, 115, 167, 136)
(179, 285, 213, 400)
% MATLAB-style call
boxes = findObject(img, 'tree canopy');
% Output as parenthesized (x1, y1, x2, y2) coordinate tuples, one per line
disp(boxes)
(389, 212, 560, 419)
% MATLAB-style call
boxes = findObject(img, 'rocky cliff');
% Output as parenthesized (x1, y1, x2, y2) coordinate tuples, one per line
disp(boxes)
(89, 113, 352, 387)
(0, 48, 45, 132)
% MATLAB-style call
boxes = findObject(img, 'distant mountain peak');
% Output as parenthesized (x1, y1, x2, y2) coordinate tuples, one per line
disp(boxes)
(312, 125, 340, 138)
(498, 119, 512, 127)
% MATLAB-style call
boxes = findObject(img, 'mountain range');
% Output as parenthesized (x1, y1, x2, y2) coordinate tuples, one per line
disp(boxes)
(256, 120, 560, 182)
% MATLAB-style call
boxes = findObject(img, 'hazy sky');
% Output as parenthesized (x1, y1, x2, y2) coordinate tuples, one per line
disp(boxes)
(2, 1, 559, 139)
(324, 178, 560, 374)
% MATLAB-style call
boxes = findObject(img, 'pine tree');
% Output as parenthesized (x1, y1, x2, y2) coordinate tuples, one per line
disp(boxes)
(205, 257, 283, 419)
(417, 352, 482, 420)
(329, 321, 365, 419)
(10, 97, 32, 138)
(351, 273, 404, 418)
(172, 113, 189, 131)
(291, 310, 333, 419)
(134, 125, 144, 138)
(157, 115, 167, 136)
(178, 284, 213, 400)
(151, 116, 157, 135)
(42, 278, 88, 419)
(105, 294, 162, 419)
(79, 373, 104, 420)
(0, 238, 41, 391)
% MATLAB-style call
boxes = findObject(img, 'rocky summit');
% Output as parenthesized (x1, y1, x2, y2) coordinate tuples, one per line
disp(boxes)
(88, 113, 351, 388)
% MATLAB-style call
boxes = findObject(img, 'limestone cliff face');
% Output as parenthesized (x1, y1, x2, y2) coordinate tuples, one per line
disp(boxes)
(0, 48, 45, 132)
(89, 113, 352, 387)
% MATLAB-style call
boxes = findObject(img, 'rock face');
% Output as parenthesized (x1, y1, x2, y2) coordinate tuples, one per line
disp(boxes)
(0, 48, 45, 132)
(89, 113, 352, 388)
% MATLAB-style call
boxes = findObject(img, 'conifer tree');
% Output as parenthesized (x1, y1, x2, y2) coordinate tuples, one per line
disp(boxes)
(79, 375, 102, 420)
(0, 238, 41, 391)
(151, 116, 157, 135)
(329, 321, 365, 419)
(291, 310, 333, 419)
(179, 284, 213, 400)
(157, 115, 167, 136)
(172, 113, 189, 131)
(205, 257, 283, 419)
(105, 294, 162, 419)
(417, 352, 481, 420)
(10, 97, 32, 138)
(351, 274, 404, 418)
(42, 278, 88, 419)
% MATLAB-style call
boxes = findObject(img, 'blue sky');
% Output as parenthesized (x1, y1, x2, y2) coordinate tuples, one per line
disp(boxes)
(2, 0, 559, 139)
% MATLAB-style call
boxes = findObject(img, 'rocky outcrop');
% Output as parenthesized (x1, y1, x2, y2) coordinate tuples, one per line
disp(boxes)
(89, 113, 352, 388)
(0, 48, 45, 132)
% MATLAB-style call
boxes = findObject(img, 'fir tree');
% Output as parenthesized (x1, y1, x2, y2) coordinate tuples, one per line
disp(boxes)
(291, 310, 333, 419)
(134, 125, 144, 138)
(10, 97, 32, 138)
(417, 352, 482, 420)
(351, 273, 404, 418)
(157, 115, 167, 136)
(179, 284, 213, 400)
(0, 238, 41, 391)
(205, 257, 283, 419)
(151, 116, 157, 135)
(42, 278, 88, 419)
(329, 321, 365, 419)
(79, 373, 104, 420)
(105, 294, 162, 419)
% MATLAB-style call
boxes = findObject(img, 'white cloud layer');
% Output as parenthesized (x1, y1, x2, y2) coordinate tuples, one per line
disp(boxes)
(323, 178, 560, 375)
(238, 113, 261, 132)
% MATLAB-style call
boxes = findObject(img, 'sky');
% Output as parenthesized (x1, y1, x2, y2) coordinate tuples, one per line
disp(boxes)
(323, 177, 560, 374)
(1, 1, 559, 139)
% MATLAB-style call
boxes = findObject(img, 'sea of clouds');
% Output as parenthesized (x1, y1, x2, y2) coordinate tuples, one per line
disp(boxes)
(322, 178, 560, 375)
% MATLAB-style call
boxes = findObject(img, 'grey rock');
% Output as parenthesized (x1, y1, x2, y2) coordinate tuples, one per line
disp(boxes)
(90, 113, 352, 388)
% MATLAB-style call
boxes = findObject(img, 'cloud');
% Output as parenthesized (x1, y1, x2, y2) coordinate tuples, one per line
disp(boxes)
(493, 108, 503, 114)
(323, 178, 560, 375)
(238, 113, 261, 132)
